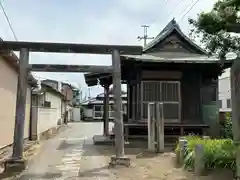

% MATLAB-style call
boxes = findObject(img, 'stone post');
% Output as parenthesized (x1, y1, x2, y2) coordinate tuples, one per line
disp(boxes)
(156, 102, 164, 153)
(194, 144, 205, 175)
(148, 103, 155, 151)
(178, 138, 188, 165)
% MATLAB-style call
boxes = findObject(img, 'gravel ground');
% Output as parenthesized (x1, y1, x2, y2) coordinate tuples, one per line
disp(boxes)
(95, 144, 234, 180)
(0, 122, 233, 180)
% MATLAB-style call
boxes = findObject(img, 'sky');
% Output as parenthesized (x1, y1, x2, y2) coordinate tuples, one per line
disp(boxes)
(0, 0, 221, 98)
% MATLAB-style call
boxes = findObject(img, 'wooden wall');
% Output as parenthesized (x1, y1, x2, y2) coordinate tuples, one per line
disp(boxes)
(181, 69, 202, 123)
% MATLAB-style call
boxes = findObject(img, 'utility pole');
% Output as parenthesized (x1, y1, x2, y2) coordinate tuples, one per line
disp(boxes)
(137, 25, 154, 47)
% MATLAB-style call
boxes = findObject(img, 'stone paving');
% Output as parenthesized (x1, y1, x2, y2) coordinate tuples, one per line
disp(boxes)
(17, 122, 114, 180)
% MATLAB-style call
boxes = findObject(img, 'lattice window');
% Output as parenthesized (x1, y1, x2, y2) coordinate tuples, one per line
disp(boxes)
(142, 81, 181, 122)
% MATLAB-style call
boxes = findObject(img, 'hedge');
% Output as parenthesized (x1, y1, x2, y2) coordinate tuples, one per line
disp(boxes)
(175, 136, 237, 172)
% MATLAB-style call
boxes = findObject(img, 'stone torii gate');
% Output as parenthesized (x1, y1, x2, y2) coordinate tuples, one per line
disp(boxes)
(0, 41, 142, 171)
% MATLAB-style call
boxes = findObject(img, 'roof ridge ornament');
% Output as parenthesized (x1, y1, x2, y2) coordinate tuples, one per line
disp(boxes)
(171, 18, 177, 24)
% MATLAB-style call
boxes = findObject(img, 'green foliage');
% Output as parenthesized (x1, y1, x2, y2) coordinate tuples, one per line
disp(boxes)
(189, 0, 240, 57)
(175, 136, 236, 172)
(220, 112, 233, 139)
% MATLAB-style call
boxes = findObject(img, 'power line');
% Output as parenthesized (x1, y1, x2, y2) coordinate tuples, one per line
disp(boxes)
(0, 0, 17, 40)
(178, 0, 201, 22)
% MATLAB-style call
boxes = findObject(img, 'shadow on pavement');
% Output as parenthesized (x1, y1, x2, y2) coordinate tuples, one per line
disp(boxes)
(82, 141, 175, 161)
(78, 165, 110, 178)
(0, 171, 21, 180)
(57, 140, 80, 150)
(17, 172, 62, 180)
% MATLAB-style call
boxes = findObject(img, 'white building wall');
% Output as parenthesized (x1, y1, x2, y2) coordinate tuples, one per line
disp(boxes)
(37, 92, 62, 136)
(84, 108, 93, 118)
(218, 77, 231, 112)
(73, 107, 81, 121)
(0, 57, 32, 148)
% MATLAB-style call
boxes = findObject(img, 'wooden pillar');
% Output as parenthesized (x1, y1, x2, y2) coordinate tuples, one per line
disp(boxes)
(103, 84, 110, 136)
(230, 59, 240, 179)
(127, 83, 130, 121)
(125, 82, 130, 141)
(132, 84, 136, 121)
(215, 80, 220, 137)
(140, 81, 143, 121)
(136, 69, 141, 121)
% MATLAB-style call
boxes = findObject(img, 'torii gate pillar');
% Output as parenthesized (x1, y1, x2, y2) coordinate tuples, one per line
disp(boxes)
(5, 48, 29, 172)
(109, 49, 130, 167)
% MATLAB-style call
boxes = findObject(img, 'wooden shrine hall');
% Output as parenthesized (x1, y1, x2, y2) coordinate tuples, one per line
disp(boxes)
(84, 19, 233, 141)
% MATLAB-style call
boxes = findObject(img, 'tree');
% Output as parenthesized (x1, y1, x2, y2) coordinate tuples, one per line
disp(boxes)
(189, 0, 240, 58)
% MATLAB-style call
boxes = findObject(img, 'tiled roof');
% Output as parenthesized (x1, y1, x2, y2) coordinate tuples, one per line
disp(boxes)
(143, 18, 207, 55)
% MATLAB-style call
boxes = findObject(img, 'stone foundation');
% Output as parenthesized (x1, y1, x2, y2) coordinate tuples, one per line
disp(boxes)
(109, 156, 131, 168)
(4, 158, 26, 173)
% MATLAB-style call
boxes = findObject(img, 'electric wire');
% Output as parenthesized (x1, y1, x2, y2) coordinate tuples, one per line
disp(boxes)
(0, 0, 18, 40)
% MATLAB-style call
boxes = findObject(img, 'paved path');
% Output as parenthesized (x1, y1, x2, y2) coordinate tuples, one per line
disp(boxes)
(18, 122, 114, 180)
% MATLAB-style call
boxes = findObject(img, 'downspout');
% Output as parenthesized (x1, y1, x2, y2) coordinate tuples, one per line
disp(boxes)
(29, 87, 37, 141)
(29, 87, 33, 140)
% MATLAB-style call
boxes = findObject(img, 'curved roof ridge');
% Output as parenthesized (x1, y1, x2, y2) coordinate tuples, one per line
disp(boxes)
(143, 19, 207, 55)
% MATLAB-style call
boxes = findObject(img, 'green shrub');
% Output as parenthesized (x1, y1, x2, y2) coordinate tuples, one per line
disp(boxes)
(220, 112, 233, 139)
(175, 135, 236, 172)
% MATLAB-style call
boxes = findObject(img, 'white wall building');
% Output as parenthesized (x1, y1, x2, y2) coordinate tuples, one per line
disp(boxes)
(81, 91, 127, 121)
(219, 76, 231, 112)
(31, 82, 65, 140)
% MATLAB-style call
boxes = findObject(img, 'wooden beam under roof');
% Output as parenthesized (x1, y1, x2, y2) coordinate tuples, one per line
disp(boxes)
(29, 64, 113, 73)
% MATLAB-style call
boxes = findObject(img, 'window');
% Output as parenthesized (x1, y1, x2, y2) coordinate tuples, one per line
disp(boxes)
(94, 105, 102, 111)
(93, 105, 103, 118)
(43, 101, 51, 108)
(94, 111, 102, 118)
(219, 100, 222, 108)
(95, 104, 125, 119)
(227, 99, 231, 108)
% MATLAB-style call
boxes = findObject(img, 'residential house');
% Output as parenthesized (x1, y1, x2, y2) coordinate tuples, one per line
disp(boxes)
(81, 90, 127, 121)
(31, 82, 65, 140)
(61, 82, 74, 122)
(0, 50, 37, 148)
(219, 76, 231, 112)
(42, 79, 74, 122)
(218, 76, 232, 122)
